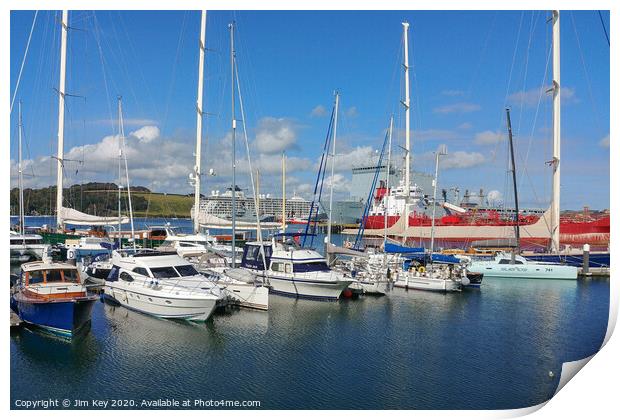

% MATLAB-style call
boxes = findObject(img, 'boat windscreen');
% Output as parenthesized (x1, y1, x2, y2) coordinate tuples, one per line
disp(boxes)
(151, 266, 180, 278)
(45, 269, 79, 283)
(175, 265, 199, 277)
(293, 262, 330, 273)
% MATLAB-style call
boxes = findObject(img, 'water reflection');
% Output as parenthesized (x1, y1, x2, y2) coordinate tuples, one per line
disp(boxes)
(10, 274, 609, 409)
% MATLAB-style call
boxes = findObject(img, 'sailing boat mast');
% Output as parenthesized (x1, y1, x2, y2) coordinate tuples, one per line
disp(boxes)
(327, 91, 340, 245)
(18, 102, 25, 242)
(55, 10, 68, 231)
(117, 98, 123, 246)
(229, 21, 237, 268)
(430, 145, 447, 253)
(402, 21, 411, 244)
(550, 10, 561, 252)
(281, 152, 286, 232)
(118, 97, 136, 251)
(505, 108, 520, 253)
(193, 10, 207, 234)
(383, 115, 394, 249)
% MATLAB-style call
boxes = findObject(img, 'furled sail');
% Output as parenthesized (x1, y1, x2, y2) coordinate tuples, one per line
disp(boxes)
(59, 206, 129, 226)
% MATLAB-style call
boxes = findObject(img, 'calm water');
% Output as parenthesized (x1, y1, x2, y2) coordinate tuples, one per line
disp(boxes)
(10, 217, 610, 409)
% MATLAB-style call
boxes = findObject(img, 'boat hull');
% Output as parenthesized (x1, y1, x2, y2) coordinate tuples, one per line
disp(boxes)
(468, 263, 578, 280)
(522, 252, 610, 268)
(265, 275, 351, 300)
(393, 275, 461, 292)
(220, 282, 269, 310)
(12, 293, 97, 336)
(103, 284, 218, 321)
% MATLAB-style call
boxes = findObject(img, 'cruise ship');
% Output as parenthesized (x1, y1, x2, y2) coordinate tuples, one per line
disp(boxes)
(192, 186, 313, 225)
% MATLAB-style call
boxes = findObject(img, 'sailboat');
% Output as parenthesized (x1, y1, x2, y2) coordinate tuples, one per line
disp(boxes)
(39, 11, 129, 246)
(10, 102, 48, 264)
(468, 104, 577, 280)
(187, 16, 269, 309)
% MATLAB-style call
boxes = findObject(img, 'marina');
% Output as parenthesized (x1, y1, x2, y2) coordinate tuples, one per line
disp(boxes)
(8, 8, 610, 412)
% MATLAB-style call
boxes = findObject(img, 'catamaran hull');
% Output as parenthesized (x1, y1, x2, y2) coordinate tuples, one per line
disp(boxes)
(12, 294, 97, 336)
(103, 285, 218, 321)
(467, 264, 578, 280)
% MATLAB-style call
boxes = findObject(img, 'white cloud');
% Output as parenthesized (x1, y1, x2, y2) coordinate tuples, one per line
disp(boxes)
(310, 105, 327, 117)
(441, 151, 486, 169)
(508, 86, 577, 108)
(458, 122, 473, 130)
(130, 125, 160, 143)
(474, 130, 504, 145)
(441, 89, 465, 96)
(433, 102, 481, 114)
(332, 146, 377, 172)
(345, 106, 358, 118)
(487, 190, 503, 206)
(415, 128, 461, 142)
(599, 134, 610, 148)
(254, 117, 298, 154)
(323, 173, 351, 194)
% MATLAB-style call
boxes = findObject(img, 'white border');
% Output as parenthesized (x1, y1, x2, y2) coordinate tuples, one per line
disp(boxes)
(2, 1, 616, 419)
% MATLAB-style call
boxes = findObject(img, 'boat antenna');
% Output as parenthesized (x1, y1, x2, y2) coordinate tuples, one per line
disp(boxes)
(505, 107, 520, 257)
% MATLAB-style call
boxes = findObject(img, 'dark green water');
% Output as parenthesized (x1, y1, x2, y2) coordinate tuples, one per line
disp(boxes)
(10, 275, 609, 409)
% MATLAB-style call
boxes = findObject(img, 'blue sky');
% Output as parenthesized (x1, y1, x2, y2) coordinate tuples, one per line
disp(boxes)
(10, 10, 610, 210)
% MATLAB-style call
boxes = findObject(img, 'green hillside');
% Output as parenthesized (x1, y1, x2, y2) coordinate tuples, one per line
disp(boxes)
(10, 182, 196, 218)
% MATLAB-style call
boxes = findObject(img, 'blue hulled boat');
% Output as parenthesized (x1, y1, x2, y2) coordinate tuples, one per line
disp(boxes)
(11, 259, 97, 337)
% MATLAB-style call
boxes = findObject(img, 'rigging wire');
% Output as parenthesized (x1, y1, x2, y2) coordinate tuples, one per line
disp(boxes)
(11, 10, 38, 115)
(597, 10, 610, 46)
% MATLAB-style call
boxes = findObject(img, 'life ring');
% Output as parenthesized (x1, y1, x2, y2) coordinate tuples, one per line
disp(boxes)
(418, 266, 426, 273)
(67, 248, 76, 260)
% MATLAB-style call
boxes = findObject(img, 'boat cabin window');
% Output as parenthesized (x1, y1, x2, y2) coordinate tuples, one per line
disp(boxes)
(151, 266, 180, 279)
(498, 259, 524, 265)
(293, 262, 330, 273)
(120, 272, 134, 282)
(27, 270, 45, 285)
(160, 240, 173, 247)
(132, 267, 149, 277)
(107, 265, 120, 281)
(271, 262, 283, 272)
(175, 265, 199, 277)
(150, 229, 167, 237)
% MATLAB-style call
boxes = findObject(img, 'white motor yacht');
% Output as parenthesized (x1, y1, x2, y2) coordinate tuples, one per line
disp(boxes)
(10, 231, 48, 264)
(104, 250, 223, 321)
(240, 237, 352, 300)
